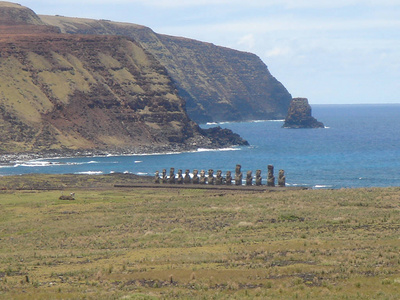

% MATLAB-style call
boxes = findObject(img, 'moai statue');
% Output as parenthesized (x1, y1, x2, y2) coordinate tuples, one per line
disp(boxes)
(246, 170, 253, 186)
(278, 169, 286, 187)
(168, 167, 175, 184)
(162, 169, 168, 184)
(199, 170, 207, 184)
(208, 169, 215, 185)
(215, 170, 223, 185)
(235, 164, 242, 186)
(177, 169, 184, 184)
(267, 165, 275, 187)
(184, 169, 191, 184)
(226, 171, 232, 185)
(154, 171, 160, 184)
(192, 169, 199, 184)
(255, 169, 262, 186)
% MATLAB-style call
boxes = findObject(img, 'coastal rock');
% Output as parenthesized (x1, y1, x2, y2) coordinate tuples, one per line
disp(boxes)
(283, 98, 324, 129)
(201, 127, 249, 147)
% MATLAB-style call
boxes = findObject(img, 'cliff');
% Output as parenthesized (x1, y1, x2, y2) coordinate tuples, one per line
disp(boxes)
(283, 98, 324, 129)
(0, 2, 246, 154)
(40, 16, 293, 123)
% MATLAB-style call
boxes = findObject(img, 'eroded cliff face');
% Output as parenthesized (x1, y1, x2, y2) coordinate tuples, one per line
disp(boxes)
(0, 3, 221, 153)
(41, 16, 293, 123)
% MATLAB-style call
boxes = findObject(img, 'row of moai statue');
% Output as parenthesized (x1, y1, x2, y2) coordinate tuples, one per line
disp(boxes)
(154, 164, 286, 187)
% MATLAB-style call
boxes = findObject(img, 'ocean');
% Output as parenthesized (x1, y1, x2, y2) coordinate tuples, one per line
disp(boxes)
(1, 104, 400, 189)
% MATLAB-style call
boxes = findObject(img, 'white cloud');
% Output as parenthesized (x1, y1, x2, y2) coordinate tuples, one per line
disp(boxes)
(237, 34, 256, 50)
(266, 47, 292, 58)
(174, 17, 400, 35)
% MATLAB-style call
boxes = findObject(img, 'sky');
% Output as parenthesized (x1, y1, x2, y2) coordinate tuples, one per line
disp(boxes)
(15, 0, 400, 104)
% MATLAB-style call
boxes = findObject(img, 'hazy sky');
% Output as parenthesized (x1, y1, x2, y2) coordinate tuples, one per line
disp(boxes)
(16, 0, 400, 104)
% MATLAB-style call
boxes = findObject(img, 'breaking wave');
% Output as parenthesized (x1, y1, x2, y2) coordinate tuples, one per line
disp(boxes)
(74, 171, 103, 175)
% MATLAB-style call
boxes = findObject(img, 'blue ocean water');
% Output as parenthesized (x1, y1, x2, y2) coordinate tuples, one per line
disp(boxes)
(1, 104, 400, 189)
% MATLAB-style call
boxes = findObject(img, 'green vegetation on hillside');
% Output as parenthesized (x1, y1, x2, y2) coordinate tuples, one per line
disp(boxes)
(1, 177, 400, 299)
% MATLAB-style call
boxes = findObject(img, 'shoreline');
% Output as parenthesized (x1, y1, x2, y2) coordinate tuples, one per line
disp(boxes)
(0, 144, 244, 165)
(0, 148, 397, 190)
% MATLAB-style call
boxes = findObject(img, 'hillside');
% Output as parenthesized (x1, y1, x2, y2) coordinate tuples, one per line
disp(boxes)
(41, 16, 293, 123)
(0, 2, 249, 154)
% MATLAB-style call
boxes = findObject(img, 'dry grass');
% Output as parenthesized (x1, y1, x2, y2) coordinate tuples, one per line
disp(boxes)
(1, 178, 400, 299)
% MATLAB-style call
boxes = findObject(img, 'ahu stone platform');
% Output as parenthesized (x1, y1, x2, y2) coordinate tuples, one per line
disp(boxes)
(115, 164, 309, 191)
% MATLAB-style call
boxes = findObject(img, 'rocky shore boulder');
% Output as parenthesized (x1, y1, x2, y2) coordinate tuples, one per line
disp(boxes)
(283, 98, 324, 129)
(201, 126, 249, 148)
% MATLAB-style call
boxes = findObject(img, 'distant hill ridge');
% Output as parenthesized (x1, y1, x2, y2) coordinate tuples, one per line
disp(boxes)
(0, 1, 44, 25)
(40, 15, 292, 123)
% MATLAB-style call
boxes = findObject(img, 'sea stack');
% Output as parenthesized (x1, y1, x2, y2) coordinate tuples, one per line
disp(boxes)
(283, 98, 324, 129)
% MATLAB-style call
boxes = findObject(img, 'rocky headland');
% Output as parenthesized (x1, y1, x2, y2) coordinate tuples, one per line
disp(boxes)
(0, 1, 254, 158)
(283, 98, 324, 129)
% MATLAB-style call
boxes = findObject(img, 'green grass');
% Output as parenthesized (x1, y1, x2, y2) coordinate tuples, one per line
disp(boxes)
(1, 179, 400, 299)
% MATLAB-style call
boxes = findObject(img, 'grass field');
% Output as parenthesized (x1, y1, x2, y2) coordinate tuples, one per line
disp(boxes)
(1, 175, 400, 299)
